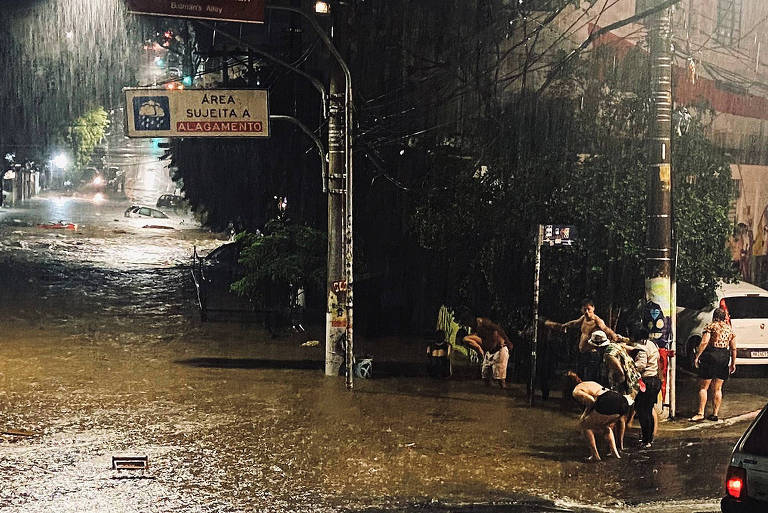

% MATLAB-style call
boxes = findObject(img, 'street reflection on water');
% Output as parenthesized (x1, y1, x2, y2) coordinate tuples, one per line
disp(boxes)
(0, 195, 731, 512)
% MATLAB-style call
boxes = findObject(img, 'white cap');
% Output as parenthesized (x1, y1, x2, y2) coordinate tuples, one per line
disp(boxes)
(589, 330, 609, 345)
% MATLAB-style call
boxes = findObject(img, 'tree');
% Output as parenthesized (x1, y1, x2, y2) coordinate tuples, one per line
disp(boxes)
(63, 106, 110, 183)
(231, 218, 326, 313)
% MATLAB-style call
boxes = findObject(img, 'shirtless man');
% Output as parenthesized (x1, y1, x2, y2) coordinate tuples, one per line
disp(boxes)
(460, 315, 513, 388)
(561, 299, 624, 352)
(568, 372, 629, 461)
(555, 299, 627, 382)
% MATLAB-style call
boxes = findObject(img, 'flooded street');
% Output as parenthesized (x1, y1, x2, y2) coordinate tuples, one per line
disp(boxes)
(0, 194, 748, 512)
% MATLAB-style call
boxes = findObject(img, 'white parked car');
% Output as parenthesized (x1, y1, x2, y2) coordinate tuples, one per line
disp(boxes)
(677, 281, 768, 369)
(721, 401, 768, 512)
(124, 205, 169, 219)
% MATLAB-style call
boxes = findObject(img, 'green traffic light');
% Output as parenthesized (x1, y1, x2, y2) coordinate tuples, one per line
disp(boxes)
(182, 76, 193, 86)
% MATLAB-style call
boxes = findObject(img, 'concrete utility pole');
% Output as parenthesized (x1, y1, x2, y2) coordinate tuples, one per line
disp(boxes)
(646, 5, 674, 416)
(326, 68, 346, 377)
(262, 3, 353, 384)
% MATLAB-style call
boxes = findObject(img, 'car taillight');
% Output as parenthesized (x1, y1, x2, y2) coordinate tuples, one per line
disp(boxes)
(719, 299, 732, 325)
(726, 465, 747, 499)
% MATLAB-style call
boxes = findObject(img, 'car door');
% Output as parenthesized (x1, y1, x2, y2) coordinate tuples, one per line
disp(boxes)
(724, 296, 768, 360)
(737, 407, 768, 503)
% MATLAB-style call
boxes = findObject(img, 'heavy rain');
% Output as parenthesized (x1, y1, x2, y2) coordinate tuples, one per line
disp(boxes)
(2, 1, 768, 513)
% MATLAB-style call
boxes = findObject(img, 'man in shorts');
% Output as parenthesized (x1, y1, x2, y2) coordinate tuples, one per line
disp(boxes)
(461, 314, 513, 388)
(556, 299, 627, 382)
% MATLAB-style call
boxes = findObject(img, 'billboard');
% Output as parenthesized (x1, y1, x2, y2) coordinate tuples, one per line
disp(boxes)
(126, 0, 265, 24)
(124, 88, 269, 138)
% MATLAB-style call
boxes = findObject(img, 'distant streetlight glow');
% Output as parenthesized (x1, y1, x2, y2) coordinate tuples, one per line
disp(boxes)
(51, 153, 69, 169)
(314, 1, 330, 14)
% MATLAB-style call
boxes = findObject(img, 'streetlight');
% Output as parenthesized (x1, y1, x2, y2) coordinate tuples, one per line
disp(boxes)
(314, 1, 330, 14)
(266, 4, 354, 388)
(51, 153, 69, 169)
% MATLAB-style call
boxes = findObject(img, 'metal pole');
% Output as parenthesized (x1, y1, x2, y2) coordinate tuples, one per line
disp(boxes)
(646, 4, 674, 417)
(670, 240, 678, 418)
(269, 114, 328, 190)
(530, 225, 543, 407)
(266, 5, 353, 384)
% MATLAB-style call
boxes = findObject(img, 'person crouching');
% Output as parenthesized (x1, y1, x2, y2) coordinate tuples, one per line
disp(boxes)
(568, 371, 630, 462)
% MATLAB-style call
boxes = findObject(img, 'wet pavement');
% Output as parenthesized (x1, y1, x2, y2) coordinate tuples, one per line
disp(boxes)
(0, 192, 766, 512)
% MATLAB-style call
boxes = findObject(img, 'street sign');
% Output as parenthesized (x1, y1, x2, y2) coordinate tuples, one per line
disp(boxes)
(543, 224, 576, 246)
(126, 0, 265, 24)
(124, 89, 269, 138)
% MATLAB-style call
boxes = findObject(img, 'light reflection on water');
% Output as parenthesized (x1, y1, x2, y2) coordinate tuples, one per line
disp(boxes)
(0, 195, 734, 513)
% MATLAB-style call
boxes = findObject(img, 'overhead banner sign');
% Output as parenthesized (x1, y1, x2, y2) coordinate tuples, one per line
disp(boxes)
(124, 88, 269, 138)
(126, 0, 265, 24)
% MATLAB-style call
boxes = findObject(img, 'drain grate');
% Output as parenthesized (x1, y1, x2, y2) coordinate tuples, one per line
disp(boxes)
(111, 455, 149, 471)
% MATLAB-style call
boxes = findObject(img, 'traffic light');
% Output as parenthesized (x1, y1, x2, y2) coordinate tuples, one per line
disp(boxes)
(182, 75, 193, 87)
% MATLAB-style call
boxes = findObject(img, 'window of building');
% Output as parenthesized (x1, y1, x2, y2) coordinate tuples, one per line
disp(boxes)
(715, 0, 743, 47)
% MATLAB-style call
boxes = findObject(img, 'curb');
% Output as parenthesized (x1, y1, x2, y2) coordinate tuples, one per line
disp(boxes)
(667, 408, 761, 431)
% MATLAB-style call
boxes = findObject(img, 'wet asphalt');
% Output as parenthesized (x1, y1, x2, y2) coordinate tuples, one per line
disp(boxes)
(0, 192, 754, 513)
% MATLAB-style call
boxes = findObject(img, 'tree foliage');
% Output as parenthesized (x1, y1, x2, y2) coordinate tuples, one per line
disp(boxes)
(63, 106, 109, 180)
(231, 219, 327, 311)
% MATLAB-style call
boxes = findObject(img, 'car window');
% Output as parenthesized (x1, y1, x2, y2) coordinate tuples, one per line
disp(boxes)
(138, 208, 151, 216)
(742, 409, 768, 456)
(723, 297, 768, 319)
(151, 209, 167, 218)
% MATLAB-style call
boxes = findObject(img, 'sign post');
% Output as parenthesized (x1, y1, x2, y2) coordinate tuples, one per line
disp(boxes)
(531, 224, 576, 407)
(126, 0, 265, 24)
(124, 88, 269, 138)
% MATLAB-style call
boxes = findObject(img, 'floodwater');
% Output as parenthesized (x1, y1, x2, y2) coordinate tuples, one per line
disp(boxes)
(0, 193, 745, 512)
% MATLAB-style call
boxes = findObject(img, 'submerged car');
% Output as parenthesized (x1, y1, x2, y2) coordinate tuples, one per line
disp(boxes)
(156, 194, 184, 209)
(124, 205, 169, 219)
(677, 281, 768, 368)
(722, 401, 768, 512)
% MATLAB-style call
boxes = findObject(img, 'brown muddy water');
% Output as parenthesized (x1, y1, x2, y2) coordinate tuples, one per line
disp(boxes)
(0, 195, 740, 512)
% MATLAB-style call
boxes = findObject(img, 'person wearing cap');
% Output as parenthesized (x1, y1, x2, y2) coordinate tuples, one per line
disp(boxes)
(587, 330, 640, 451)
(629, 326, 661, 448)
(558, 299, 628, 382)
(569, 372, 629, 462)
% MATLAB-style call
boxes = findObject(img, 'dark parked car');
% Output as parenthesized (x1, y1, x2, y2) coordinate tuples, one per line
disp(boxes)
(722, 402, 768, 512)
(156, 194, 184, 209)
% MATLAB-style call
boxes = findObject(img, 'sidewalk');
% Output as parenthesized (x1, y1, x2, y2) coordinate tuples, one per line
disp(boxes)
(662, 366, 767, 431)
(343, 333, 768, 431)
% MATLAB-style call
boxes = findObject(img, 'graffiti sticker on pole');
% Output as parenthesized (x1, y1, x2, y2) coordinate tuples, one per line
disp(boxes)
(124, 88, 269, 138)
(542, 225, 577, 247)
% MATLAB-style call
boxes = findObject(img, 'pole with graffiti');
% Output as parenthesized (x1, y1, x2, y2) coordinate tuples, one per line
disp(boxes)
(645, 5, 674, 417)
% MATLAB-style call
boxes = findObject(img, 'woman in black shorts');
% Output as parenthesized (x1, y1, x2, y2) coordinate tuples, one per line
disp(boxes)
(690, 308, 737, 422)
(571, 374, 630, 461)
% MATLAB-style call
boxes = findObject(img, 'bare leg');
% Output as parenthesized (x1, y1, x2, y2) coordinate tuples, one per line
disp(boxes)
(615, 415, 627, 451)
(712, 379, 724, 416)
(603, 426, 621, 459)
(696, 378, 711, 417)
(581, 426, 600, 461)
